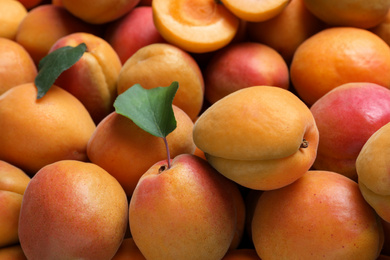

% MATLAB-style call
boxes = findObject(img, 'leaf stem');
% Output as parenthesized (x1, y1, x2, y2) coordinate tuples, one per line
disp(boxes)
(163, 137, 171, 169)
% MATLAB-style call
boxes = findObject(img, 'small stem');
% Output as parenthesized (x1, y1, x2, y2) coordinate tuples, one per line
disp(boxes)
(163, 137, 171, 169)
(300, 139, 309, 148)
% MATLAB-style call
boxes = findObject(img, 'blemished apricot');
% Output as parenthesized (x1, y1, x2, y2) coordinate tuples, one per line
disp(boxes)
(49, 32, 122, 124)
(193, 86, 319, 190)
(15, 4, 100, 65)
(357, 122, 390, 223)
(18, 160, 129, 260)
(303, 0, 390, 29)
(252, 170, 384, 260)
(247, 0, 325, 64)
(61, 0, 140, 24)
(87, 105, 196, 197)
(152, 0, 240, 53)
(0, 83, 96, 176)
(290, 27, 390, 106)
(0, 38, 37, 96)
(220, 0, 290, 22)
(117, 43, 204, 121)
(0, 0, 27, 40)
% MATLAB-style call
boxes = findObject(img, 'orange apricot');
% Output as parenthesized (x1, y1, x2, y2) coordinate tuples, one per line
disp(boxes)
(15, 4, 100, 65)
(0, 38, 37, 96)
(0, 0, 27, 40)
(252, 170, 384, 259)
(61, 0, 140, 24)
(152, 0, 240, 53)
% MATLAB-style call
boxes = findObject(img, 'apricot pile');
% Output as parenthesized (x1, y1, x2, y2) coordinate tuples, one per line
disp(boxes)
(1, 0, 390, 259)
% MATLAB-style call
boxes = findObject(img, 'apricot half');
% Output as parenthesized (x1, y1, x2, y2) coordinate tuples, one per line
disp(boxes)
(193, 86, 319, 190)
(152, 0, 240, 53)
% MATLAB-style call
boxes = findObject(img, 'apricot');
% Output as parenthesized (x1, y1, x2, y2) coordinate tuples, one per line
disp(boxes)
(18, 160, 129, 260)
(0, 160, 30, 195)
(303, 0, 390, 29)
(0, 0, 27, 40)
(117, 43, 204, 121)
(220, 0, 290, 22)
(129, 154, 237, 260)
(61, 0, 140, 24)
(49, 32, 122, 124)
(311, 82, 390, 180)
(152, 0, 240, 53)
(0, 83, 96, 176)
(252, 170, 384, 259)
(0, 38, 37, 96)
(0, 161, 30, 248)
(15, 4, 100, 65)
(105, 6, 166, 64)
(290, 27, 390, 106)
(247, 0, 325, 64)
(193, 86, 319, 190)
(204, 42, 290, 104)
(0, 191, 23, 248)
(87, 105, 196, 197)
(356, 122, 390, 223)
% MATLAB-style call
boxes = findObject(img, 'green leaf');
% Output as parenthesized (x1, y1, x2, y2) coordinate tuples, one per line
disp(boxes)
(114, 82, 179, 138)
(34, 43, 87, 99)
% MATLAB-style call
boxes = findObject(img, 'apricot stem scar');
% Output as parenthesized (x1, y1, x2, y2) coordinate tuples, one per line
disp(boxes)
(159, 165, 167, 173)
(300, 139, 309, 148)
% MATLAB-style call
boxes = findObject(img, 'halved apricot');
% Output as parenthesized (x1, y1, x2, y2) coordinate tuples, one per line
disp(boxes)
(220, 0, 291, 22)
(152, 0, 240, 53)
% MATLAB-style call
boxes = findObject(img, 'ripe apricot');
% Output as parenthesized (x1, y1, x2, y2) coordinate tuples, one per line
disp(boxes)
(290, 27, 390, 106)
(61, 0, 140, 24)
(18, 160, 129, 260)
(220, 0, 290, 22)
(15, 4, 100, 64)
(0, 83, 96, 175)
(357, 122, 390, 223)
(247, 0, 325, 64)
(252, 170, 384, 259)
(204, 42, 290, 104)
(303, 0, 390, 29)
(311, 82, 390, 180)
(152, 0, 240, 53)
(117, 43, 204, 121)
(0, 0, 27, 40)
(193, 86, 319, 190)
(50, 32, 122, 124)
(87, 105, 196, 197)
(0, 38, 37, 95)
